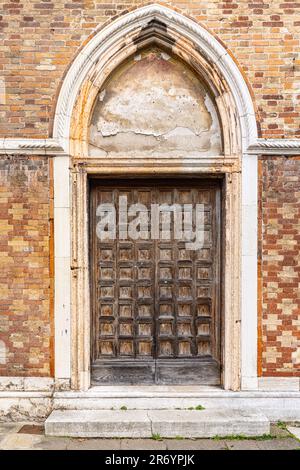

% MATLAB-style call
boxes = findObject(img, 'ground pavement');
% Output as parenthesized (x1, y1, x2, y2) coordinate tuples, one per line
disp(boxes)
(0, 422, 300, 450)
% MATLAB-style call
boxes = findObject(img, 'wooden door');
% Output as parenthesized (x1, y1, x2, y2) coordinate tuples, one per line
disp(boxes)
(90, 179, 221, 385)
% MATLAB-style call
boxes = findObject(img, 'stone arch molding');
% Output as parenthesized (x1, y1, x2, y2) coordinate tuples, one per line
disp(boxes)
(53, 3, 258, 155)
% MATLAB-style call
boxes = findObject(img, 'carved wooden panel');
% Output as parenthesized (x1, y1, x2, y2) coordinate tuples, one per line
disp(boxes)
(90, 179, 221, 385)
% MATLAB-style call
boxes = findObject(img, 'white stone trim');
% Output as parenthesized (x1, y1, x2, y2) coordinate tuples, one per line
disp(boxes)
(53, 156, 71, 380)
(1, 138, 300, 155)
(0, 377, 54, 392)
(0, 138, 66, 155)
(248, 138, 300, 155)
(258, 378, 300, 392)
(241, 154, 258, 390)
(0, 377, 71, 392)
(0, 138, 300, 158)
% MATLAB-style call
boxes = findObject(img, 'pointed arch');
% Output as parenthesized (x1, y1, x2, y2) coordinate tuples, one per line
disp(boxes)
(53, 4, 257, 155)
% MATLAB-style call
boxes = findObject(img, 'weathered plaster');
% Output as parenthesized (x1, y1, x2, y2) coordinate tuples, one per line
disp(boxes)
(0, 395, 52, 422)
(0, 377, 70, 393)
(89, 49, 221, 158)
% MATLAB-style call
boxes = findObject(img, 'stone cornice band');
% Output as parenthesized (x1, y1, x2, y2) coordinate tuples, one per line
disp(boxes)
(0, 138, 299, 156)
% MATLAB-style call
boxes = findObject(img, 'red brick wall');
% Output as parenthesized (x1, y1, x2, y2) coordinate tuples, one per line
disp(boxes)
(0, 156, 53, 376)
(0, 0, 299, 139)
(0, 2, 299, 378)
(258, 156, 300, 376)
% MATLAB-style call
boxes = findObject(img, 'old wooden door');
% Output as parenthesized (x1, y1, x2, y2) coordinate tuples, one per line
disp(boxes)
(90, 179, 221, 385)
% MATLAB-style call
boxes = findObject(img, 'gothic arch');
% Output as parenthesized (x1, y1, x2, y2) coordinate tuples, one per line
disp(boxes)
(53, 4, 257, 156)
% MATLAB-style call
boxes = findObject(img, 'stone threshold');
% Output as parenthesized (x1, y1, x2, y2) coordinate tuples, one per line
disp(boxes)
(52, 386, 300, 422)
(54, 384, 300, 398)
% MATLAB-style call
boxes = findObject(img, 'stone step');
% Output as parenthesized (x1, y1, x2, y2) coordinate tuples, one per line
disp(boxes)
(52, 387, 300, 421)
(45, 409, 270, 438)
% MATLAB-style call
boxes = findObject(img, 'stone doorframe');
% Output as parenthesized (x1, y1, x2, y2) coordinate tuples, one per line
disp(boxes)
(52, 4, 259, 391)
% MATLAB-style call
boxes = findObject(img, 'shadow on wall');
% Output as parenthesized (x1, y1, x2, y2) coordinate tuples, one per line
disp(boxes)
(0, 340, 6, 365)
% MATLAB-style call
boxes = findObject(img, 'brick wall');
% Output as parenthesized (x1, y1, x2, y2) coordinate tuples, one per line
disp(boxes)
(0, 1, 299, 378)
(0, 0, 299, 139)
(258, 156, 300, 376)
(0, 156, 53, 376)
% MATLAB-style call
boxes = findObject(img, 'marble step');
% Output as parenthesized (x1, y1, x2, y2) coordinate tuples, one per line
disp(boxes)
(45, 408, 270, 438)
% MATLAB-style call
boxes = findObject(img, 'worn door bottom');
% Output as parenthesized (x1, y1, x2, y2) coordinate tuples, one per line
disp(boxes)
(91, 359, 220, 386)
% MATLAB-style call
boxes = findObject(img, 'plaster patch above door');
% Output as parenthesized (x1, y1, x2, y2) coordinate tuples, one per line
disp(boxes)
(88, 48, 222, 158)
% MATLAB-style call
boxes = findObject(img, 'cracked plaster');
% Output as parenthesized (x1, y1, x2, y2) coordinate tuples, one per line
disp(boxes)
(89, 48, 222, 158)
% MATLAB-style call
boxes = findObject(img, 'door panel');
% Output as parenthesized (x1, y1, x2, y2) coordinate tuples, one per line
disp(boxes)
(90, 179, 221, 385)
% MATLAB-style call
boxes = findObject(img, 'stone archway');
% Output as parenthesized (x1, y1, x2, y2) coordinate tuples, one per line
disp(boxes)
(52, 4, 258, 391)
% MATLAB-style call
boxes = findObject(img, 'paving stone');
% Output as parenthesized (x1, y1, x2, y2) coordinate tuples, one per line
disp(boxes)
(256, 438, 300, 450)
(0, 423, 23, 433)
(66, 438, 121, 450)
(120, 439, 166, 450)
(287, 426, 300, 441)
(33, 437, 69, 450)
(270, 424, 291, 438)
(225, 440, 260, 450)
(0, 433, 43, 450)
(165, 439, 227, 450)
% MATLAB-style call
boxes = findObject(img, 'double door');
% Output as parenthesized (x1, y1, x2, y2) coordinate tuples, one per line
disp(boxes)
(90, 179, 221, 385)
